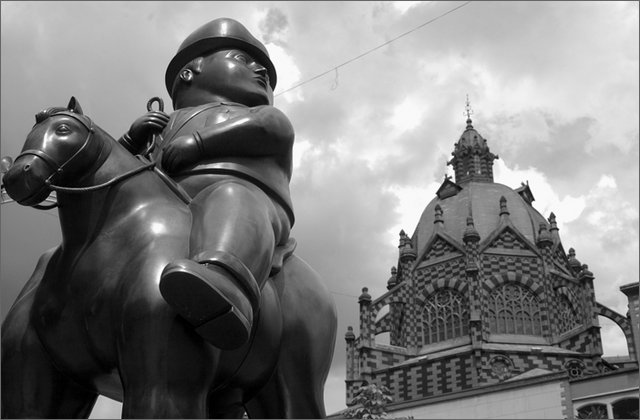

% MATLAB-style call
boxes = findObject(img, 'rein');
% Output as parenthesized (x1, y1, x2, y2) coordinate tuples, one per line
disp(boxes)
(16, 111, 157, 207)
(46, 160, 155, 193)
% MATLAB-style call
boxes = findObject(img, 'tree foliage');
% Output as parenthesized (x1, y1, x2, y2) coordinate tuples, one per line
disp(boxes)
(344, 383, 394, 419)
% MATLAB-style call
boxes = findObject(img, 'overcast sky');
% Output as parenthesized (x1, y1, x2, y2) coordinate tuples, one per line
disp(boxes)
(1, 1, 638, 418)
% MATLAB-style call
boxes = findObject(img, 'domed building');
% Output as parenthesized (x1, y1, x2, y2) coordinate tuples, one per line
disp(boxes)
(343, 113, 639, 419)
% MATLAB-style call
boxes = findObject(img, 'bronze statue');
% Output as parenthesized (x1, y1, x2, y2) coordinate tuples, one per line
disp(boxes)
(1, 17, 336, 419)
(121, 17, 294, 351)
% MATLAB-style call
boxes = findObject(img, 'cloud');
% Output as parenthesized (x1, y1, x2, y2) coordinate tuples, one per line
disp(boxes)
(258, 7, 289, 45)
(1, 1, 637, 417)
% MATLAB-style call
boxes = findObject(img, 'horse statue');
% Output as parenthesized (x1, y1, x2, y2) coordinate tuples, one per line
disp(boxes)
(1, 97, 337, 419)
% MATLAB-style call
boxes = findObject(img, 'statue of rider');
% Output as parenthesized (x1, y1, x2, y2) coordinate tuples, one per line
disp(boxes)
(117, 18, 294, 350)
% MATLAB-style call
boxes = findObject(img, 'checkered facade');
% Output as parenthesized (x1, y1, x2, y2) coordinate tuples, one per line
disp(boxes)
(344, 181, 626, 406)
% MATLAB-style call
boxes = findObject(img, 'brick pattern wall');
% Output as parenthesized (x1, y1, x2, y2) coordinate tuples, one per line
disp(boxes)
(423, 237, 460, 262)
(490, 228, 529, 250)
(557, 328, 601, 355)
(477, 352, 598, 385)
(414, 257, 467, 297)
(371, 353, 475, 402)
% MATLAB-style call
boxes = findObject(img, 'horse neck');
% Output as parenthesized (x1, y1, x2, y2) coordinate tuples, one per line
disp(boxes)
(55, 140, 156, 244)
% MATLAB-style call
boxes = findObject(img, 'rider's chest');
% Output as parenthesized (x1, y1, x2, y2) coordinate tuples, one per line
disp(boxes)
(164, 105, 245, 141)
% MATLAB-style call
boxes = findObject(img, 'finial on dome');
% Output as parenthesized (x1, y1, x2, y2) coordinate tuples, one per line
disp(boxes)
(549, 212, 558, 231)
(499, 196, 510, 217)
(358, 287, 372, 305)
(463, 215, 481, 243)
(568, 247, 582, 272)
(398, 229, 410, 247)
(387, 266, 398, 290)
(434, 204, 444, 225)
(537, 222, 553, 248)
(464, 94, 474, 129)
(399, 229, 416, 260)
(579, 264, 594, 279)
(345, 325, 356, 341)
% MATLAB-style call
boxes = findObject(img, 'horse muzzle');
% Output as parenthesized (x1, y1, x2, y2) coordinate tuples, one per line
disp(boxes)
(3, 155, 54, 206)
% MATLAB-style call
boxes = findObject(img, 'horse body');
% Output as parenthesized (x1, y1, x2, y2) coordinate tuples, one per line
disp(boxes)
(1, 99, 336, 418)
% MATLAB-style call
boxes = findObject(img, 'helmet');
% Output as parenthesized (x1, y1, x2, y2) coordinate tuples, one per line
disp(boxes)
(165, 18, 277, 96)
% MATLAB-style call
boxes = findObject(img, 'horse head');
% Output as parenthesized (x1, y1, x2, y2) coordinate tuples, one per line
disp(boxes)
(3, 97, 111, 206)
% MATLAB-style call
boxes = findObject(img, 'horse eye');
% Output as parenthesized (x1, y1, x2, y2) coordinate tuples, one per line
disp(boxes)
(55, 124, 71, 135)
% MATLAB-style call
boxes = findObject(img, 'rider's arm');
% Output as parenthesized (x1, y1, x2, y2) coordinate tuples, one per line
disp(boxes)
(117, 133, 145, 155)
(118, 111, 170, 155)
(194, 106, 294, 158)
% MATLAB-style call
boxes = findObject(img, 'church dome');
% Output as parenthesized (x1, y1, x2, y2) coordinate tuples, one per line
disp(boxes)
(411, 181, 549, 254)
(411, 110, 549, 254)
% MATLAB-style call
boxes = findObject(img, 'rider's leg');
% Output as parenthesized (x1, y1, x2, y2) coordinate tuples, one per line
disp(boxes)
(159, 179, 289, 350)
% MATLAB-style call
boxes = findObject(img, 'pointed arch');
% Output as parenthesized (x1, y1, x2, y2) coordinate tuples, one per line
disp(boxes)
(419, 277, 468, 305)
(487, 282, 542, 336)
(422, 288, 469, 345)
(482, 271, 544, 298)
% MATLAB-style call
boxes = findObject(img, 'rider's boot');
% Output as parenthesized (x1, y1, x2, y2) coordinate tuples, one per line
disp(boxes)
(159, 252, 261, 350)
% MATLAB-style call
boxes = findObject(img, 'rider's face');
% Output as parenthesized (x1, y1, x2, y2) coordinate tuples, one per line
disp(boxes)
(197, 49, 273, 106)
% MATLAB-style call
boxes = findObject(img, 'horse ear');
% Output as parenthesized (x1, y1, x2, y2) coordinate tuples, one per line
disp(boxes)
(67, 96, 84, 115)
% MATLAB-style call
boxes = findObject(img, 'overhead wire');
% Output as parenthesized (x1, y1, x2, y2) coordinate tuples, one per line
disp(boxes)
(3, 2, 472, 220)
(275, 1, 473, 97)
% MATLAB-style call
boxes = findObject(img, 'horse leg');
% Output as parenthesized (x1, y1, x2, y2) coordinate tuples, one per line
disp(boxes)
(245, 355, 330, 419)
(119, 309, 216, 419)
(207, 388, 246, 418)
(2, 268, 98, 418)
(246, 257, 337, 418)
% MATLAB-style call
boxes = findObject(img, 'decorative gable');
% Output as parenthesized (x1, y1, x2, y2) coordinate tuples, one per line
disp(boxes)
(515, 181, 535, 205)
(423, 236, 461, 261)
(482, 226, 538, 256)
(435, 176, 462, 199)
(488, 228, 529, 250)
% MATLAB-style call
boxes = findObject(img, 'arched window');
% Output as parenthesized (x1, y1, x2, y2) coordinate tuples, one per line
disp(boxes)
(557, 295, 580, 333)
(576, 403, 608, 419)
(612, 398, 639, 419)
(422, 289, 468, 345)
(488, 283, 541, 335)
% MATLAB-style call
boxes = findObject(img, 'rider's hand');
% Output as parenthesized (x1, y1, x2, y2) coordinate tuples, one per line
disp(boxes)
(128, 111, 170, 146)
(161, 134, 202, 173)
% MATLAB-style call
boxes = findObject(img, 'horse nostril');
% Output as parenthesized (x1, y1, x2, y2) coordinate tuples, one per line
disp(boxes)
(23, 164, 31, 172)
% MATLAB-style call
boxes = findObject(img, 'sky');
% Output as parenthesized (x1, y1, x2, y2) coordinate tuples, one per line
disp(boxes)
(1, 1, 638, 418)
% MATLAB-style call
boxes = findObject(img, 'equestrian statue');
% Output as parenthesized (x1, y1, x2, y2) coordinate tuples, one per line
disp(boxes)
(1, 18, 337, 419)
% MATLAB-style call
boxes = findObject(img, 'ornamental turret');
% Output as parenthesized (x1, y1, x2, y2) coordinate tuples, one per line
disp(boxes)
(446, 98, 498, 184)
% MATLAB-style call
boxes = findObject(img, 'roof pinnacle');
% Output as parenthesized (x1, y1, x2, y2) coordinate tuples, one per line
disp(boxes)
(464, 94, 474, 130)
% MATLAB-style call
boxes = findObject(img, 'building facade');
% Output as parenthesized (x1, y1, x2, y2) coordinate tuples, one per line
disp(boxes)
(343, 115, 639, 419)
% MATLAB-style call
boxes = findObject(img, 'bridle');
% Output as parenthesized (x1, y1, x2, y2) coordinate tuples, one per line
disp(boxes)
(15, 111, 155, 208)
